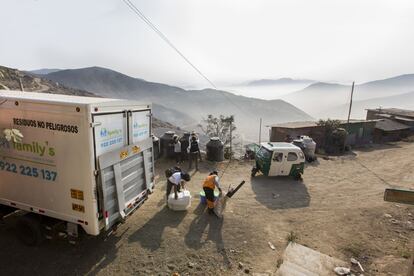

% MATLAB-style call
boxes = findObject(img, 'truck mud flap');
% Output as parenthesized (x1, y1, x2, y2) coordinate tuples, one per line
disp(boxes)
(98, 138, 154, 231)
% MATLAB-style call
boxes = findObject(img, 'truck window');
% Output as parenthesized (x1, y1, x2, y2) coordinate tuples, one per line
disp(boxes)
(94, 113, 127, 156)
(287, 152, 298, 161)
(257, 146, 272, 160)
(273, 152, 283, 162)
(131, 110, 151, 143)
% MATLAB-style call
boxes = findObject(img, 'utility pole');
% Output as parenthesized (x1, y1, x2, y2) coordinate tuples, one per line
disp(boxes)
(229, 119, 232, 161)
(347, 82, 355, 125)
(343, 82, 355, 151)
(259, 118, 262, 144)
(19, 78, 24, 92)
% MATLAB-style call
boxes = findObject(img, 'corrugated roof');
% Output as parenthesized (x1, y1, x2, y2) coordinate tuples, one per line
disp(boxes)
(367, 108, 414, 119)
(268, 119, 377, 129)
(267, 121, 318, 128)
(375, 119, 410, 132)
(376, 113, 414, 122)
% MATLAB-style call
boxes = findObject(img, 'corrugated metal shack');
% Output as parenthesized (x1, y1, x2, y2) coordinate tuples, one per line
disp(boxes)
(366, 108, 414, 141)
(373, 119, 411, 142)
(367, 108, 414, 131)
(268, 120, 377, 148)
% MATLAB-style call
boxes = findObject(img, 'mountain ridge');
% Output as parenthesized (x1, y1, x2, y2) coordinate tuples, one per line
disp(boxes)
(247, 77, 314, 86)
(318, 90, 414, 119)
(281, 74, 414, 117)
(43, 66, 313, 140)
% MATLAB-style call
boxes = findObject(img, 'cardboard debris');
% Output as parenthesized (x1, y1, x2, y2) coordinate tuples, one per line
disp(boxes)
(276, 243, 347, 276)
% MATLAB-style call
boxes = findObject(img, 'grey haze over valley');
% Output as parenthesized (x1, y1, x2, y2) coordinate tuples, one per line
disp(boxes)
(23, 66, 414, 142)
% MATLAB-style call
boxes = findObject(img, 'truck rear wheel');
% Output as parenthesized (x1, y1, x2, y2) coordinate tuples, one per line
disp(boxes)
(251, 167, 258, 177)
(294, 173, 303, 181)
(16, 216, 44, 246)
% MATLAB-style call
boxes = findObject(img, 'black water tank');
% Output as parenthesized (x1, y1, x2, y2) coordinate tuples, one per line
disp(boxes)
(160, 131, 175, 158)
(152, 135, 160, 160)
(206, 137, 224, 161)
(179, 132, 191, 160)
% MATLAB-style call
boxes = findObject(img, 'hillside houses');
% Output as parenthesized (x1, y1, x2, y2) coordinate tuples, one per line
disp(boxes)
(366, 108, 414, 142)
(268, 108, 414, 149)
(268, 120, 377, 149)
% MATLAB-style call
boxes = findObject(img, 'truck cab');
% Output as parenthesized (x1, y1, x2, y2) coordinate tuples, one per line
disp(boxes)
(251, 142, 305, 180)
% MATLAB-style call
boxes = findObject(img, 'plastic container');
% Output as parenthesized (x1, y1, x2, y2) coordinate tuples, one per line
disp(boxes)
(199, 190, 220, 204)
(168, 190, 192, 211)
(293, 135, 317, 161)
(152, 135, 160, 160)
(179, 132, 191, 160)
(206, 137, 224, 161)
(160, 131, 175, 158)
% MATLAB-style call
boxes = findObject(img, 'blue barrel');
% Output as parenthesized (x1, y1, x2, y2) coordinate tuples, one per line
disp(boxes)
(199, 190, 220, 204)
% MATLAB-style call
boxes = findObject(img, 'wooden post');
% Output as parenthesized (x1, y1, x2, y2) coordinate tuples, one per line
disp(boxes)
(19, 78, 24, 92)
(384, 188, 414, 276)
(347, 81, 355, 125)
(229, 120, 232, 161)
(343, 81, 355, 151)
(409, 257, 413, 276)
(259, 118, 262, 144)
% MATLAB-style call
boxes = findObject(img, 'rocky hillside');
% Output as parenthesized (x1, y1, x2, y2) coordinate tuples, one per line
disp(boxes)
(0, 65, 94, 96)
(0, 65, 183, 137)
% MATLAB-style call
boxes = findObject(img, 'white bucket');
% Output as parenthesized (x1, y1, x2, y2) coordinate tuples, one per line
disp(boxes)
(168, 190, 192, 211)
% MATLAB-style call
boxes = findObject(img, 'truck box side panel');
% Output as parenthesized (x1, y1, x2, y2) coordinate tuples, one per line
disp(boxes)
(0, 99, 100, 235)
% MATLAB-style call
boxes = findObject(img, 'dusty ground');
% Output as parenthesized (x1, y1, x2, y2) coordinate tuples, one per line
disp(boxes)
(0, 142, 413, 275)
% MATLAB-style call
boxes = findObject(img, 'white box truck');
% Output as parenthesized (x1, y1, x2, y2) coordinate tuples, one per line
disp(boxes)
(0, 91, 155, 244)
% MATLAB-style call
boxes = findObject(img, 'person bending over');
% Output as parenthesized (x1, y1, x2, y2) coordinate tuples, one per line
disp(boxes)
(167, 171, 191, 200)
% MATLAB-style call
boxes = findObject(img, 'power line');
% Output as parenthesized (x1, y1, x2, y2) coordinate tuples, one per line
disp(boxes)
(121, 0, 255, 117)
(122, 0, 216, 89)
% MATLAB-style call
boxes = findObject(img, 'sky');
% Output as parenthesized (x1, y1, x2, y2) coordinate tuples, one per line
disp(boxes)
(1, 0, 414, 88)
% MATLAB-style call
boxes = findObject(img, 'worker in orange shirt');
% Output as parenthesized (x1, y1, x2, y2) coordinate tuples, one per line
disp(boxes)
(202, 170, 222, 215)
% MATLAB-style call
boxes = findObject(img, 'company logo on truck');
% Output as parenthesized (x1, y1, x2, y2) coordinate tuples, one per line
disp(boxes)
(1, 140, 55, 157)
(132, 122, 149, 140)
(100, 128, 123, 138)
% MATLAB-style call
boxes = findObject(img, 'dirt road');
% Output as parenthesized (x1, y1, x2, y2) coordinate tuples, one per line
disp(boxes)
(0, 142, 413, 275)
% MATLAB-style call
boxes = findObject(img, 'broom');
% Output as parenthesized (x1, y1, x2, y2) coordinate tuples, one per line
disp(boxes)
(214, 180, 245, 218)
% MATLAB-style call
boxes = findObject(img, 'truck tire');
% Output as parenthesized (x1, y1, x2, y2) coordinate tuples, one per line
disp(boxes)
(16, 216, 44, 246)
(294, 173, 303, 181)
(251, 167, 258, 177)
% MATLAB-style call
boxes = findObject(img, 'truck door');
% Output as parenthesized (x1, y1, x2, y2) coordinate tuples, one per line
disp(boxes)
(282, 152, 299, 176)
(129, 109, 154, 191)
(270, 152, 283, 176)
(93, 112, 128, 157)
(93, 110, 153, 231)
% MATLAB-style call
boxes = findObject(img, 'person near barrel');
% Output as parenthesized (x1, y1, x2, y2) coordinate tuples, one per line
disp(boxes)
(203, 170, 222, 216)
(189, 131, 202, 161)
(188, 135, 200, 170)
(172, 135, 182, 164)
